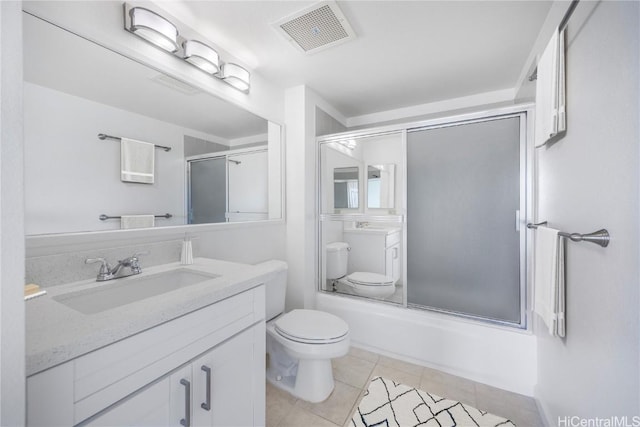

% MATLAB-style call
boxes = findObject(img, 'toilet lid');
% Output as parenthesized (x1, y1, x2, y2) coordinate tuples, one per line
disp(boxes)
(347, 272, 394, 286)
(275, 309, 349, 344)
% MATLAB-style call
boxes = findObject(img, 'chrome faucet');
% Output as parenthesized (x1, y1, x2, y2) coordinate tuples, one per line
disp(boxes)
(85, 251, 149, 282)
(356, 221, 370, 229)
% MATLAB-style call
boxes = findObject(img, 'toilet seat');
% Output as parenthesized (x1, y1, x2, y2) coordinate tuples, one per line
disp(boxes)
(347, 272, 395, 286)
(275, 309, 349, 344)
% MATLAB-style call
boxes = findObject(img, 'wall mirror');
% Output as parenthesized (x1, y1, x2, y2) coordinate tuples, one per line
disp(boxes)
(367, 164, 396, 209)
(23, 12, 282, 236)
(333, 167, 360, 209)
(319, 133, 403, 215)
(320, 141, 363, 213)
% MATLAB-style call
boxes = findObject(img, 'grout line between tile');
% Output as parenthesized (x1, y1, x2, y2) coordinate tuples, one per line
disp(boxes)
(268, 351, 542, 427)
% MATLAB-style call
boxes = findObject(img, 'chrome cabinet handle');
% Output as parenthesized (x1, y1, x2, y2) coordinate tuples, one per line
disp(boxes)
(180, 379, 191, 427)
(200, 365, 212, 411)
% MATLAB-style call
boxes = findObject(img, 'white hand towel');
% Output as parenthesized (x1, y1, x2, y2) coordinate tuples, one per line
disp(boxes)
(121, 138, 155, 184)
(535, 27, 566, 148)
(121, 215, 155, 229)
(556, 237, 566, 337)
(534, 226, 566, 337)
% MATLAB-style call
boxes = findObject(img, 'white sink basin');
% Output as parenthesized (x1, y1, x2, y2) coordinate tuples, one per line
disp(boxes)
(54, 268, 220, 314)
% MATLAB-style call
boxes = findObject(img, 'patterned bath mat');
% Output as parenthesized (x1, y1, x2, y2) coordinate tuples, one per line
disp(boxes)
(350, 376, 516, 427)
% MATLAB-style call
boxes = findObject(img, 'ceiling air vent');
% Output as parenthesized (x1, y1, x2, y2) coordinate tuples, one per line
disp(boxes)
(273, 1, 356, 54)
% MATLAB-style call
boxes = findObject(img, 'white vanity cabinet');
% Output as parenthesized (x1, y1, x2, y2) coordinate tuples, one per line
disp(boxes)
(27, 285, 265, 427)
(89, 326, 257, 427)
(344, 228, 401, 282)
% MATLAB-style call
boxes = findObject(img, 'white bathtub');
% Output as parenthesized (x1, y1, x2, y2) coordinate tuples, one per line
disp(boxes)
(316, 292, 537, 396)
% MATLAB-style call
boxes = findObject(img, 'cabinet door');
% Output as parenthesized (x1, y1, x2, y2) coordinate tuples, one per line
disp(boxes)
(346, 233, 386, 274)
(192, 328, 255, 427)
(385, 243, 401, 282)
(83, 328, 258, 427)
(84, 376, 172, 426)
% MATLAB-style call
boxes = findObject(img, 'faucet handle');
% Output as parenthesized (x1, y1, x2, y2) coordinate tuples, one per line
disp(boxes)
(131, 251, 150, 259)
(85, 257, 114, 281)
(128, 251, 149, 274)
(118, 251, 149, 264)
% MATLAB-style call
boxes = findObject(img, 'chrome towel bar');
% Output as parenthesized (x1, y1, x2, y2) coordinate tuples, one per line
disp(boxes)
(98, 133, 172, 152)
(527, 222, 610, 248)
(99, 213, 173, 221)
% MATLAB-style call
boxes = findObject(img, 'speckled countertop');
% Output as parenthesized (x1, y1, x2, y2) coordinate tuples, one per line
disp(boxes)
(26, 258, 271, 377)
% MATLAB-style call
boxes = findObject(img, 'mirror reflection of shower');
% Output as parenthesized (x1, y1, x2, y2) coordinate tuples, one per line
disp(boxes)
(319, 131, 405, 305)
(318, 112, 527, 327)
(367, 164, 395, 209)
(325, 226, 403, 304)
(187, 148, 268, 224)
(333, 167, 359, 209)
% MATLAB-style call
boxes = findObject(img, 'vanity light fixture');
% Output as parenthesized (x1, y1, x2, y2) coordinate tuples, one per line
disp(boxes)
(124, 3, 251, 93)
(127, 7, 179, 53)
(221, 63, 251, 92)
(183, 40, 220, 74)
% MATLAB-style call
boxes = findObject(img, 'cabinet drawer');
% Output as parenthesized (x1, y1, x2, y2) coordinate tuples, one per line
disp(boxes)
(83, 376, 171, 426)
(73, 286, 264, 424)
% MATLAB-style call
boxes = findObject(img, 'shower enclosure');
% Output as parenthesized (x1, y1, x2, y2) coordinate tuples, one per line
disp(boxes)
(187, 149, 268, 224)
(318, 108, 530, 327)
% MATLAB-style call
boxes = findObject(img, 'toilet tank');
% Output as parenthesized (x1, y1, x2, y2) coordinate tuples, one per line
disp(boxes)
(254, 260, 288, 321)
(326, 242, 349, 280)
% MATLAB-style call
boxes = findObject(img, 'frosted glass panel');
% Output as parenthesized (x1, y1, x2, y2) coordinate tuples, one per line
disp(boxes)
(406, 117, 521, 323)
(188, 158, 226, 224)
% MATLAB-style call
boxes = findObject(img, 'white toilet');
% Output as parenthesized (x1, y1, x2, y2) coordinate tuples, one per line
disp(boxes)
(326, 242, 396, 298)
(258, 260, 350, 403)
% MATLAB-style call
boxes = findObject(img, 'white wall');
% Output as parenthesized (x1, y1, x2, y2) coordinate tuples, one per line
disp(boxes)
(284, 86, 349, 311)
(284, 86, 316, 310)
(196, 222, 286, 265)
(0, 1, 25, 424)
(534, 1, 640, 422)
(316, 107, 348, 137)
(24, 82, 193, 233)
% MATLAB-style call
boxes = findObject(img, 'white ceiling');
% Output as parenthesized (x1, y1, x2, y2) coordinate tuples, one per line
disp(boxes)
(159, 1, 553, 118)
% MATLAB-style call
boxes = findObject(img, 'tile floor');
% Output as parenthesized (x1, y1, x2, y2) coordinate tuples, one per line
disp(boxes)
(266, 346, 545, 427)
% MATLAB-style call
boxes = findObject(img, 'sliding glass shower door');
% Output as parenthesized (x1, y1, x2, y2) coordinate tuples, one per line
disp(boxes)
(406, 116, 524, 324)
(188, 157, 227, 224)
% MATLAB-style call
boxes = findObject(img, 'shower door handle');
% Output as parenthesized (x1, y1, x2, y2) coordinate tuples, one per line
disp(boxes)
(515, 210, 521, 232)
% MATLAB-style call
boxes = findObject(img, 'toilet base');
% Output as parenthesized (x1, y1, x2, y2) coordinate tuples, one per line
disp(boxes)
(266, 358, 335, 403)
(337, 278, 395, 298)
